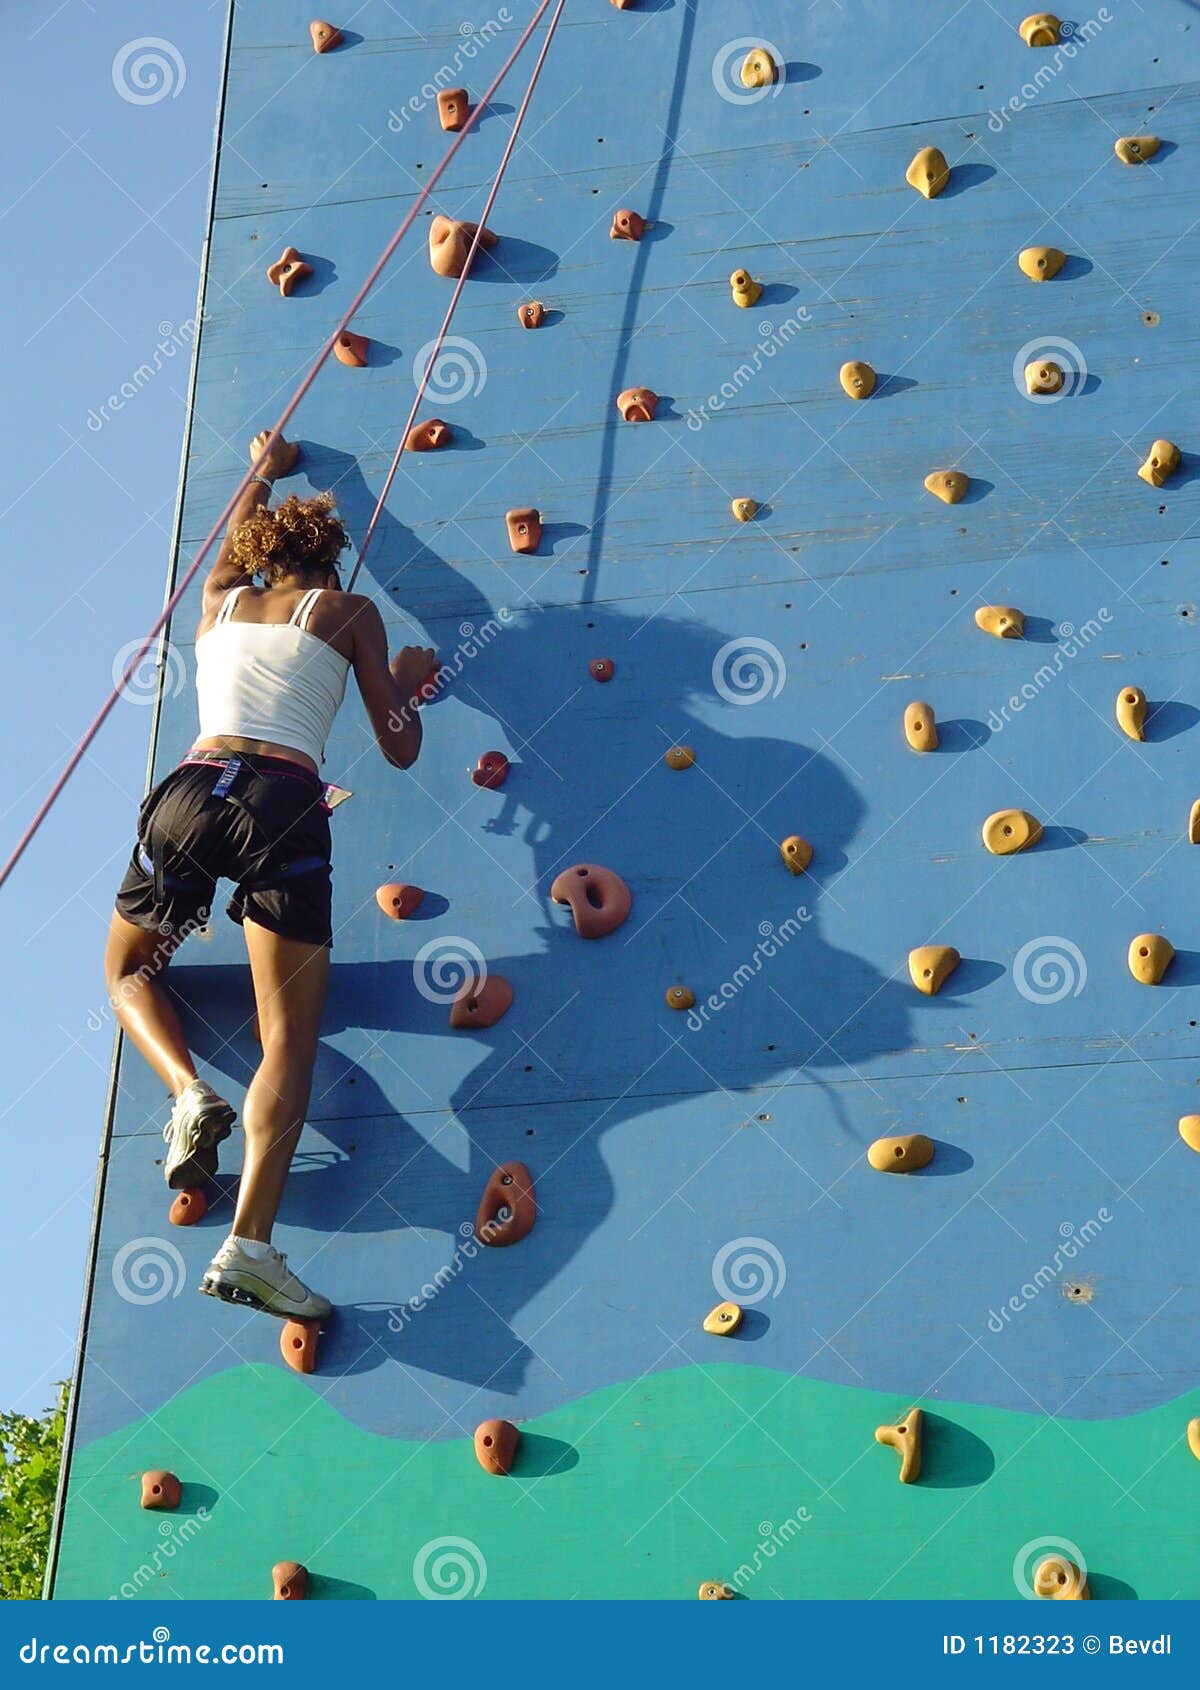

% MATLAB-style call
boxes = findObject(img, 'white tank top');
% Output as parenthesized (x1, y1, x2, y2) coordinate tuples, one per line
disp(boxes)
(195, 586, 350, 767)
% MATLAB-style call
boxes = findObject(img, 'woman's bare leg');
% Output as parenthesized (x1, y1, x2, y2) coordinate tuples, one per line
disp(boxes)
(233, 918, 329, 1242)
(104, 912, 196, 1096)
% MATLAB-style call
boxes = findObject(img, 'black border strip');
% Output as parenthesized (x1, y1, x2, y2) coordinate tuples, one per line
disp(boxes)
(43, 0, 238, 1599)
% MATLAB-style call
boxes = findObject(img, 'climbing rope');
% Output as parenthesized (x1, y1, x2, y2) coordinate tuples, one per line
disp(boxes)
(346, 0, 567, 591)
(0, 0, 557, 894)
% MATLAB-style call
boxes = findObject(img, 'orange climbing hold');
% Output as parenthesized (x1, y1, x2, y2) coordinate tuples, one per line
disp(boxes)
(273, 1561, 308, 1600)
(517, 301, 545, 329)
(405, 418, 452, 452)
(472, 751, 510, 789)
(279, 1319, 320, 1375)
(428, 215, 497, 279)
(140, 1470, 181, 1511)
(376, 883, 424, 920)
(506, 508, 541, 554)
(616, 386, 658, 422)
(169, 1187, 206, 1227)
(611, 208, 647, 241)
(474, 1418, 521, 1475)
(449, 974, 514, 1030)
(333, 330, 369, 368)
(266, 247, 312, 297)
(664, 745, 695, 770)
(437, 88, 469, 132)
(475, 1160, 536, 1246)
(1177, 1115, 1200, 1153)
(666, 985, 695, 1011)
(589, 657, 614, 682)
(779, 835, 813, 875)
(309, 20, 342, 53)
(551, 863, 632, 938)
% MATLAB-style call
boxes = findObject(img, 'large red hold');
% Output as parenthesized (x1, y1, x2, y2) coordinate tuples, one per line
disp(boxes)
(279, 1320, 320, 1375)
(273, 1561, 308, 1599)
(550, 863, 632, 938)
(140, 1470, 181, 1511)
(449, 974, 514, 1030)
(474, 1160, 536, 1246)
(474, 1418, 521, 1475)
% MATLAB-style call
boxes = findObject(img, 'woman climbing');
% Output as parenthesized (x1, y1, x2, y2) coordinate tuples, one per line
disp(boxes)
(104, 431, 434, 1322)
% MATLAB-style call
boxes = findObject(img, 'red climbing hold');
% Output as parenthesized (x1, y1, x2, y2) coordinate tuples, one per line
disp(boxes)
(437, 88, 470, 132)
(140, 1470, 181, 1511)
(273, 1561, 308, 1600)
(472, 751, 510, 789)
(475, 1160, 536, 1246)
(589, 658, 614, 682)
(449, 974, 514, 1030)
(506, 508, 541, 554)
(169, 1187, 207, 1227)
(309, 20, 342, 53)
(428, 215, 497, 279)
(474, 1418, 521, 1475)
(405, 418, 452, 452)
(616, 386, 658, 422)
(279, 1319, 320, 1375)
(550, 863, 632, 938)
(517, 301, 546, 329)
(376, 882, 425, 920)
(334, 330, 369, 368)
(266, 246, 312, 297)
(610, 209, 646, 241)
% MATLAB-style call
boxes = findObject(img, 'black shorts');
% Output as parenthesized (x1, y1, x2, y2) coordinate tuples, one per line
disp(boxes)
(115, 752, 334, 948)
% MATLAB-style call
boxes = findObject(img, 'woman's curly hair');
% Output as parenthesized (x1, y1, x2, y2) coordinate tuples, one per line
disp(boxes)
(226, 491, 349, 587)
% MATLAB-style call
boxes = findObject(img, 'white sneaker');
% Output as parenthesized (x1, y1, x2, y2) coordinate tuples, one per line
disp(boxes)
(163, 1080, 235, 1188)
(199, 1238, 331, 1321)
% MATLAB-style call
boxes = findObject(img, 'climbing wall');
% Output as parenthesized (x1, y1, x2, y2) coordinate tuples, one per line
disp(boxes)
(50, 0, 1200, 1600)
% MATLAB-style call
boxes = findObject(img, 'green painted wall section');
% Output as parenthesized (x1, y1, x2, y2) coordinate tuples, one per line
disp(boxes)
(54, 1364, 1194, 1601)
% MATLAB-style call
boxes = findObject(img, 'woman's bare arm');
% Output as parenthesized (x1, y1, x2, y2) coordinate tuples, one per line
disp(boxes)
(347, 598, 432, 769)
(201, 430, 299, 616)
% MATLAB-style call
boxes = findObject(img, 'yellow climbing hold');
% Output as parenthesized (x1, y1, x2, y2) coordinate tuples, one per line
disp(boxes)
(924, 470, 969, 505)
(1018, 245, 1066, 281)
(779, 835, 813, 875)
(1188, 1418, 1200, 1460)
(874, 1406, 923, 1483)
(740, 47, 777, 89)
(1177, 1116, 1200, 1152)
(1019, 13, 1061, 46)
(981, 809, 1043, 855)
(730, 268, 762, 309)
(698, 1581, 734, 1600)
(664, 745, 695, 770)
(1115, 685, 1147, 741)
(1025, 359, 1064, 395)
(906, 146, 949, 199)
(730, 497, 758, 523)
(1189, 800, 1200, 844)
(974, 605, 1024, 639)
(867, 1135, 934, 1175)
(1033, 1556, 1090, 1600)
(903, 701, 938, 753)
(1128, 933, 1174, 985)
(908, 945, 959, 995)
(1138, 439, 1181, 487)
(1115, 135, 1161, 165)
(666, 985, 695, 1011)
(839, 360, 876, 400)
(703, 1301, 743, 1336)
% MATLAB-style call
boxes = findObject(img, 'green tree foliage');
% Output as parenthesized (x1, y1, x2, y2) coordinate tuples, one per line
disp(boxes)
(0, 1384, 68, 1599)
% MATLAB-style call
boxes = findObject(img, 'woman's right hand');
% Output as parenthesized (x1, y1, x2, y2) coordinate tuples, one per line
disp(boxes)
(248, 429, 301, 482)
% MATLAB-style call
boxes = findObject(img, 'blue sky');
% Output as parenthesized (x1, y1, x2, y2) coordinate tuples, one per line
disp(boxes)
(0, 6, 224, 1413)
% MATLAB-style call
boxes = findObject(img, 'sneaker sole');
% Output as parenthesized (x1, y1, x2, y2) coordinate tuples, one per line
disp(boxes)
(165, 1107, 235, 1189)
(199, 1273, 329, 1324)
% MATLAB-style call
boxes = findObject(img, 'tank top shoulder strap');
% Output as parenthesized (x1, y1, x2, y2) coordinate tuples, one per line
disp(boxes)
(290, 587, 324, 631)
(215, 584, 249, 625)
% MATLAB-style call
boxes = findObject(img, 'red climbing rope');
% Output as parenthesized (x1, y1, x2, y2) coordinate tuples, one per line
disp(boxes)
(346, 0, 568, 591)
(0, 0, 557, 894)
